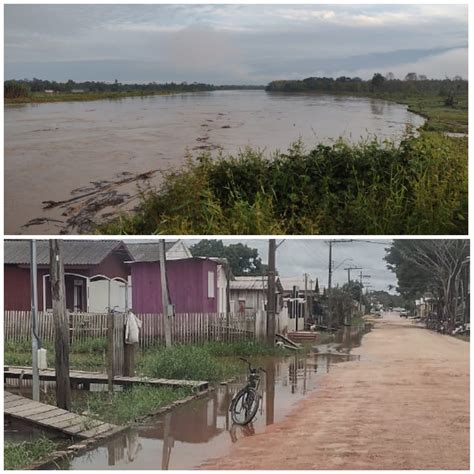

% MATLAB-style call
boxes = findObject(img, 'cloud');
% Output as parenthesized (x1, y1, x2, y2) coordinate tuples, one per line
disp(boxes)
(4, 4, 468, 83)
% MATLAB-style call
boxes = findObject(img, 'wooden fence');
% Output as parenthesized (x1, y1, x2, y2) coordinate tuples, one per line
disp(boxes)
(4, 310, 256, 347)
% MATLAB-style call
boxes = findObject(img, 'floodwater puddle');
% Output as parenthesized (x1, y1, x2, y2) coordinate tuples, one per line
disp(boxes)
(34, 325, 368, 470)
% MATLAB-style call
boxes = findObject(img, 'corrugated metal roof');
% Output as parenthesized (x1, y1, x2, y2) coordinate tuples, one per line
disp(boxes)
(230, 276, 268, 291)
(4, 240, 127, 266)
(125, 241, 177, 262)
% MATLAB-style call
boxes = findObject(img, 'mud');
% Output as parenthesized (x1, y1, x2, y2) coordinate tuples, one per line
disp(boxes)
(5, 91, 424, 234)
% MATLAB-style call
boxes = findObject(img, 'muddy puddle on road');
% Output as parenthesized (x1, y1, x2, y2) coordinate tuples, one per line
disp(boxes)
(39, 326, 366, 470)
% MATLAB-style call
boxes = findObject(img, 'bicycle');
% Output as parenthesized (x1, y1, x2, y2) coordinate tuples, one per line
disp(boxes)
(229, 357, 265, 425)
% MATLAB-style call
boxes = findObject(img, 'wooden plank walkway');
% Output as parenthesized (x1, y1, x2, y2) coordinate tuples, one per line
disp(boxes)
(4, 366, 209, 391)
(4, 392, 124, 440)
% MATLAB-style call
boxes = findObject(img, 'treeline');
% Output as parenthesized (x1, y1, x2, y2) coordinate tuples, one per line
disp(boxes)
(4, 78, 264, 98)
(266, 74, 467, 96)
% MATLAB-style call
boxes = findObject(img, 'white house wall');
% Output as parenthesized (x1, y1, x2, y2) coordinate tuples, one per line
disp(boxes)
(217, 266, 228, 314)
(167, 241, 192, 260)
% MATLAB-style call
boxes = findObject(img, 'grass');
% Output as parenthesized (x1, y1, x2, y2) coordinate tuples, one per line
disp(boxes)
(4, 436, 58, 470)
(4, 339, 285, 378)
(368, 91, 468, 134)
(4, 338, 107, 372)
(99, 132, 467, 235)
(73, 385, 193, 425)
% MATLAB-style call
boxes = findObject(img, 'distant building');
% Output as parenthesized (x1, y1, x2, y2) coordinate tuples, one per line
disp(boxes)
(71, 89, 85, 93)
(44, 89, 54, 94)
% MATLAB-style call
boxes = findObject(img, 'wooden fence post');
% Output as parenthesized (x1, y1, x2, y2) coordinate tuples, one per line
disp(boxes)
(107, 309, 115, 393)
(50, 240, 71, 410)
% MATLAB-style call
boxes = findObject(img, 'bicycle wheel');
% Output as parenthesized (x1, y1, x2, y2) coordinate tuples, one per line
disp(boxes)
(230, 387, 260, 425)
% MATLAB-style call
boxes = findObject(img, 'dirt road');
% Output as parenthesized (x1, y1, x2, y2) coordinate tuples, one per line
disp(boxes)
(202, 313, 470, 470)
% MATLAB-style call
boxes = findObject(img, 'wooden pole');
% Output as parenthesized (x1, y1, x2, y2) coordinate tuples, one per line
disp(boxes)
(30, 240, 40, 401)
(159, 240, 172, 347)
(304, 273, 309, 330)
(107, 308, 115, 393)
(266, 239, 276, 345)
(49, 240, 71, 410)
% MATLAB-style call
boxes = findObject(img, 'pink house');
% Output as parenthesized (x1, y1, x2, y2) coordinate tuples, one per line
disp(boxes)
(131, 257, 220, 313)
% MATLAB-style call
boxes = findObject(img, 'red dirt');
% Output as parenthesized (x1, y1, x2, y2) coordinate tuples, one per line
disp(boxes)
(201, 313, 470, 470)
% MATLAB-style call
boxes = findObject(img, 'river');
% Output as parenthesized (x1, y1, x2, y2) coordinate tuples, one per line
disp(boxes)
(4, 90, 424, 234)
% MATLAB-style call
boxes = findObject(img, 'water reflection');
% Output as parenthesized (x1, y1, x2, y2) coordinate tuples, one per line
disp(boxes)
(50, 325, 367, 470)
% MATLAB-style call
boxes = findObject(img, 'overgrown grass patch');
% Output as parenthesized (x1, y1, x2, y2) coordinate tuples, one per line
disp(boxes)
(4, 436, 58, 470)
(99, 133, 467, 235)
(73, 385, 193, 425)
(138, 344, 240, 382)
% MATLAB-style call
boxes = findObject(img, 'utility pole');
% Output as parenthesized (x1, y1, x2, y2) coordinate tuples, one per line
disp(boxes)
(304, 273, 309, 330)
(30, 240, 40, 401)
(343, 266, 362, 326)
(49, 240, 71, 410)
(159, 240, 172, 347)
(266, 239, 276, 345)
(327, 240, 347, 330)
(344, 266, 362, 285)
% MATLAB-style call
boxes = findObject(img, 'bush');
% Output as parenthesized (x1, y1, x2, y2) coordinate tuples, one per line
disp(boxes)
(100, 133, 467, 235)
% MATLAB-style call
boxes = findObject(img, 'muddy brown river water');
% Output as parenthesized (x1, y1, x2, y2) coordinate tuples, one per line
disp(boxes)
(5, 91, 424, 234)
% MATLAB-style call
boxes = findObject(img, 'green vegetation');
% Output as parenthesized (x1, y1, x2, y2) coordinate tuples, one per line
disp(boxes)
(100, 132, 467, 235)
(73, 385, 193, 425)
(190, 240, 267, 275)
(266, 76, 468, 134)
(4, 78, 264, 104)
(137, 340, 285, 382)
(5, 339, 285, 379)
(4, 338, 107, 372)
(4, 436, 58, 470)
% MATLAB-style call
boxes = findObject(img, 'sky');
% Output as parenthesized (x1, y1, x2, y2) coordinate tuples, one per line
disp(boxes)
(5, 4, 468, 84)
(188, 238, 397, 293)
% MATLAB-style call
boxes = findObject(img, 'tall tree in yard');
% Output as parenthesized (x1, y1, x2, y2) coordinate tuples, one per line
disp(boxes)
(386, 240, 469, 331)
(49, 240, 71, 410)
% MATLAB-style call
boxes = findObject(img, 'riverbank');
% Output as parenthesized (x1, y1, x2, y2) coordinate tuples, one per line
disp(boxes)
(5, 90, 181, 104)
(201, 313, 470, 470)
(361, 91, 468, 134)
(99, 132, 467, 235)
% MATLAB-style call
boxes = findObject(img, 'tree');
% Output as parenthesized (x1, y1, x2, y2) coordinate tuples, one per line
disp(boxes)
(371, 73, 385, 89)
(418, 74, 428, 81)
(385, 240, 469, 331)
(385, 72, 395, 80)
(190, 240, 267, 276)
(404, 72, 418, 81)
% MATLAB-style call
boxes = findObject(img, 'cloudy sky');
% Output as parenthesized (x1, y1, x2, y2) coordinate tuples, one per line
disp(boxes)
(189, 238, 397, 293)
(5, 4, 468, 84)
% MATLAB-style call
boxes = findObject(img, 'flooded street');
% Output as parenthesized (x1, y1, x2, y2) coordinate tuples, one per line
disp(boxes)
(21, 327, 364, 470)
(4, 91, 424, 234)
(203, 313, 470, 470)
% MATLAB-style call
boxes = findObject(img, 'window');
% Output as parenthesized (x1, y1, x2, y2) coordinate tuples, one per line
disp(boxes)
(208, 271, 215, 298)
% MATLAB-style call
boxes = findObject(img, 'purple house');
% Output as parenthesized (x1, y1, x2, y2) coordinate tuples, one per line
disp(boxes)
(131, 257, 219, 313)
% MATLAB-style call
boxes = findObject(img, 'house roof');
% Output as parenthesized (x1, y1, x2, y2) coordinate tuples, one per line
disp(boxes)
(230, 275, 283, 292)
(231, 276, 268, 291)
(125, 241, 177, 262)
(4, 240, 131, 266)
